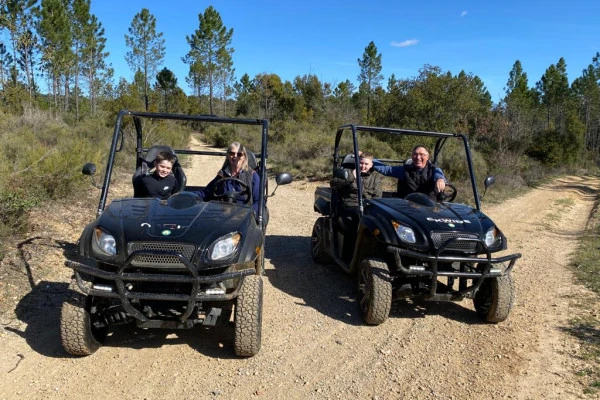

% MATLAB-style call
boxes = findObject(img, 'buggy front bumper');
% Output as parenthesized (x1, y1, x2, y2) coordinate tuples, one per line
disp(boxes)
(64, 249, 256, 322)
(387, 242, 521, 300)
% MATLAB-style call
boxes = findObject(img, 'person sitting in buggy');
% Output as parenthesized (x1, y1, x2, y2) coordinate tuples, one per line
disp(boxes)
(373, 144, 446, 200)
(330, 152, 382, 261)
(132, 149, 182, 200)
(195, 142, 260, 213)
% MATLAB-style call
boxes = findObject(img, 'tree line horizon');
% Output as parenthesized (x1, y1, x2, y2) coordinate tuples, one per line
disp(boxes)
(1, 2, 600, 167)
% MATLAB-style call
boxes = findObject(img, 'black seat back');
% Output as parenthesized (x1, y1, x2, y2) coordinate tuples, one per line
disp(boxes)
(341, 153, 356, 170)
(132, 145, 186, 197)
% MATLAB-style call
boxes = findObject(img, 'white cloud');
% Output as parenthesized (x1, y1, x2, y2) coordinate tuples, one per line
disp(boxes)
(460, 10, 468, 17)
(391, 39, 419, 48)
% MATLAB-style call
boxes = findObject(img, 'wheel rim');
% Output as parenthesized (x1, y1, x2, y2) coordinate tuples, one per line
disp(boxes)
(358, 266, 372, 314)
(311, 223, 321, 258)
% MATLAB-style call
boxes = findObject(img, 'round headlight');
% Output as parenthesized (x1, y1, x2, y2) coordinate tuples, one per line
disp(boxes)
(93, 227, 117, 256)
(392, 221, 416, 244)
(484, 227, 501, 248)
(209, 232, 241, 260)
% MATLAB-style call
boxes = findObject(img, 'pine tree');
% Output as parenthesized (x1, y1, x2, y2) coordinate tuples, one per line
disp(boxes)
(357, 41, 383, 124)
(125, 8, 165, 111)
(183, 6, 233, 115)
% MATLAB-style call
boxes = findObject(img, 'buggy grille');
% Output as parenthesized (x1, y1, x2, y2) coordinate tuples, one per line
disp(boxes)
(128, 242, 196, 268)
(430, 232, 479, 252)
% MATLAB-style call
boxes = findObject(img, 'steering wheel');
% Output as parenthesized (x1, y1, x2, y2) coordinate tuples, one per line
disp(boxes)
(212, 177, 251, 204)
(437, 183, 457, 202)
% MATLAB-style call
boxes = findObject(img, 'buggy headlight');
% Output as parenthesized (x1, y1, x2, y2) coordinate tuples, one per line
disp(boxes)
(209, 232, 241, 260)
(92, 227, 117, 256)
(392, 221, 416, 244)
(484, 227, 501, 248)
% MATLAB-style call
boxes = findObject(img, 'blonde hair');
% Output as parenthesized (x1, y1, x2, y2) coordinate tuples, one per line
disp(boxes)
(227, 142, 249, 171)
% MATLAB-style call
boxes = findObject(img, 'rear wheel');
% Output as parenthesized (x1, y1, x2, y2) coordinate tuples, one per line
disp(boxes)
(60, 280, 108, 356)
(311, 217, 332, 263)
(234, 275, 263, 357)
(357, 258, 392, 325)
(473, 273, 515, 323)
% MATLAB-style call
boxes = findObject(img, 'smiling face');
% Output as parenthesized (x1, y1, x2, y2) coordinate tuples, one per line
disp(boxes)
(359, 156, 373, 174)
(154, 159, 173, 178)
(227, 144, 246, 172)
(411, 146, 430, 169)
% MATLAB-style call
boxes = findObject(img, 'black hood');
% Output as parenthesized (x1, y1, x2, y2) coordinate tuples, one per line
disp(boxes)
(371, 197, 488, 233)
(367, 197, 499, 253)
(95, 197, 256, 262)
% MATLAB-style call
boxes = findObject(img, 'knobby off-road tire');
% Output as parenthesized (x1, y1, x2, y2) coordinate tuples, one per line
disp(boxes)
(311, 217, 332, 264)
(358, 258, 392, 325)
(60, 280, 107, 356)
(234, 275, 263, 357)
(473, 273, 515, 323)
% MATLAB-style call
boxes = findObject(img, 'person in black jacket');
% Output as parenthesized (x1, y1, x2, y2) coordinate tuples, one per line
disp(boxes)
(133, 151, 178, 200)
(373, 145, 446, 199)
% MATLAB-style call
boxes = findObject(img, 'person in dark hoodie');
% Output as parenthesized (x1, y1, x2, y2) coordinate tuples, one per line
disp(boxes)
(373, 145, 446, 199)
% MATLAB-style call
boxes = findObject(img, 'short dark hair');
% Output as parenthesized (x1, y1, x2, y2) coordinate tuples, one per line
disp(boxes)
(155, 151, 176, 165)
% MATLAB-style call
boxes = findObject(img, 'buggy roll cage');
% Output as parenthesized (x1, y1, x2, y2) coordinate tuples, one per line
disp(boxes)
(333, 124, 482, 213)
(95, 110, 270, 229)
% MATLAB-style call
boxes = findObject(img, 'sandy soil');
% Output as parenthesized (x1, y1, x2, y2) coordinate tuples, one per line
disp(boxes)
(1, 137, 599, 399)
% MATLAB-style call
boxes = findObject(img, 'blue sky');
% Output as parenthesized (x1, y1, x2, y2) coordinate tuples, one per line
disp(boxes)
(90, 0, 599, 104)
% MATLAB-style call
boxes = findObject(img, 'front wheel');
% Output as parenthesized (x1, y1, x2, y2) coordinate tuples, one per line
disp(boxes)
(234, 275, 263, 356)
(311, 217, 332, 264)
(473, 273, 515, 323)
(357, 258, 392, 325)
(60, 280, 108, 356)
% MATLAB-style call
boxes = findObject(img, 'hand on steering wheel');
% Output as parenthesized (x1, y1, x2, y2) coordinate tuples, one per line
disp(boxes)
(436, 183, 457, 202)
(213, 177, 251, 204)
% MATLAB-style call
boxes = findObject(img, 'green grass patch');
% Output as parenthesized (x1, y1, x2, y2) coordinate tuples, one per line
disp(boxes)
(569, 195, 600, 393)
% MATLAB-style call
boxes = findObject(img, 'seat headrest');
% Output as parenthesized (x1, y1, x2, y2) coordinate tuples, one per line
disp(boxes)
(144, 145, 177, 163)
(342, 153, 357, 169)
(246, 150, 257, 170)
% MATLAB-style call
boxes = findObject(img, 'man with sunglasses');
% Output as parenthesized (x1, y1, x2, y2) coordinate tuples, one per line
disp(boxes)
(195, 142, 260, 212)
(373, 145, 446, 199)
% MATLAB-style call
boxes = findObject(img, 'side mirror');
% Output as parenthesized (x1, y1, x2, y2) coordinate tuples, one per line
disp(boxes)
(275, 172, 293, 186)
(82, 163, 97, 176)
(82, 162, 102, 189)
(481, 176, 495, 199)
(333, 168, 351, 181)
(270, 172, 293, 197)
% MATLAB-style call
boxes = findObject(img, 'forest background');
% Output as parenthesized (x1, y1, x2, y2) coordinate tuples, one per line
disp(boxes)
(0, 1, 600, 247)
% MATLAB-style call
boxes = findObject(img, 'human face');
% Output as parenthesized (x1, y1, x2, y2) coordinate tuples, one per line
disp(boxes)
(155, 160, 173, 178)
(359, 157, 373, 174)
(411, 147, 429, 169)
(227, 146, 245, 170)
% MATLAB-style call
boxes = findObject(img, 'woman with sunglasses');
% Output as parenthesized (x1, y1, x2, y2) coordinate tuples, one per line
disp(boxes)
(195, 142, 260, 212)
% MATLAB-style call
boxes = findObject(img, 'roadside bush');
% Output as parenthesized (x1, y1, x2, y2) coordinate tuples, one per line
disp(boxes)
(203, 124, 237, 148)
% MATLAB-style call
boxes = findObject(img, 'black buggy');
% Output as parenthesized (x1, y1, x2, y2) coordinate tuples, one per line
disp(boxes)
(61, 110, 291, 357)
(311, 124, 521, 325)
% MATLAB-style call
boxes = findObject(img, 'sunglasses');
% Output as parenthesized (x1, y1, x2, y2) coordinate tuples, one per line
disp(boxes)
(228, 151, 245, 157)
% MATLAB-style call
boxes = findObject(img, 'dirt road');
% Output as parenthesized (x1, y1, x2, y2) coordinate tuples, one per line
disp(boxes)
(1, 138, 599, 399)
